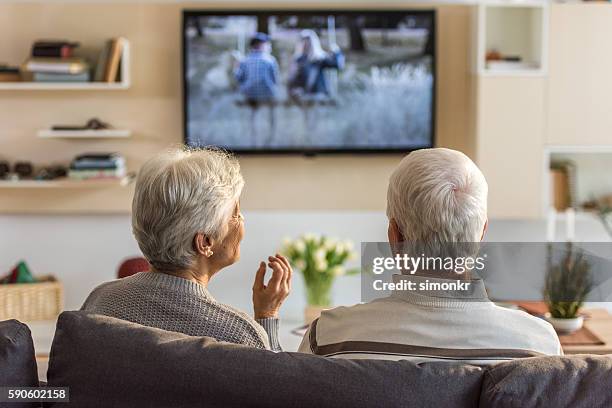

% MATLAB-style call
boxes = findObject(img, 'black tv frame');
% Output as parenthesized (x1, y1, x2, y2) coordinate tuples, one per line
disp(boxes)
(182, 9, 437, 155)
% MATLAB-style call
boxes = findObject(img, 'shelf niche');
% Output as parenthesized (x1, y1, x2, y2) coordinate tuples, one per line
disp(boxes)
(476, 2, 548, 76)
(544, 146, 612, 215)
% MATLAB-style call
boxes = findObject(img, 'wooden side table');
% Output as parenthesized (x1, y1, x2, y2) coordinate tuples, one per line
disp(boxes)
(562, 309, 612, 355)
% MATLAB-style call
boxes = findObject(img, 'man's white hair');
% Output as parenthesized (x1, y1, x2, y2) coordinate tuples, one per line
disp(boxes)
(132, 147, 244, 272)
(386, 148, 488, 252)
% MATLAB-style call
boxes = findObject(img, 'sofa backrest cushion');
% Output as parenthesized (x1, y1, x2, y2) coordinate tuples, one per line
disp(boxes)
(0, 319, 38, 387)
(480, 354, 612, 408)
(0, 319, 39, 408)
(47, 311, 484, 408)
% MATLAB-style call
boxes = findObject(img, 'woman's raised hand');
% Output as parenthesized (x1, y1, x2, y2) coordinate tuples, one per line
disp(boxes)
(252, 254, 292, 319)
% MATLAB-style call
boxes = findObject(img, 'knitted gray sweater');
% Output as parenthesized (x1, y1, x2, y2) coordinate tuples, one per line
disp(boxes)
(81, 272, 281, 351)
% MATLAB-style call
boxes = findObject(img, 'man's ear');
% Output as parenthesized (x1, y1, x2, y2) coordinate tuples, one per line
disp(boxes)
(480, 219, 488, 242)
(194, 233, 214, 255)
(388, 218, 405, 244)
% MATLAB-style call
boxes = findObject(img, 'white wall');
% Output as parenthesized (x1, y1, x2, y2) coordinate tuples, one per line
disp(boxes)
(0, 212, 386, 319)
(1, 212, 609, 320)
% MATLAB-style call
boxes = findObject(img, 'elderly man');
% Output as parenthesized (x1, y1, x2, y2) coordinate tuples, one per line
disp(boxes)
(298, 148, 561, 363)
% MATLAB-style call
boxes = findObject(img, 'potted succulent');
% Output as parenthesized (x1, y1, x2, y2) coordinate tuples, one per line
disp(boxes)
(281, 234, 359, 323)
(543, 242, 592, 333)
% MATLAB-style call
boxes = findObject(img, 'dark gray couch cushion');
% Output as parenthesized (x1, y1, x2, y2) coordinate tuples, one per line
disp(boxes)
(480, 355, 612, 408)
(47, 311, 484, 408)
(0, 319, 40, 408)
(0, 319, 38, 387)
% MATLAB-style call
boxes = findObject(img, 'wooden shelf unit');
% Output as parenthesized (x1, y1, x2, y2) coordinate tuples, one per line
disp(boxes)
(0, 40, 130, 91)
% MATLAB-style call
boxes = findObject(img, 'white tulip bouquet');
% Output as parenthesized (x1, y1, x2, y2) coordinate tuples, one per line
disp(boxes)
(280, 234, 359, 307)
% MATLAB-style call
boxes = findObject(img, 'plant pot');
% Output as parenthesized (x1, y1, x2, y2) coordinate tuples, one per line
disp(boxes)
(544, 314, 584, 334)
(304, 305, 328, 325)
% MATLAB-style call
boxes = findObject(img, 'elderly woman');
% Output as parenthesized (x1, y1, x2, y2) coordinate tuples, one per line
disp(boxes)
(82, 148, 291, 351)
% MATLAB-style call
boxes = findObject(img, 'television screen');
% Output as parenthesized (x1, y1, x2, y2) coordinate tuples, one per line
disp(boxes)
(183, 10, 435, 153)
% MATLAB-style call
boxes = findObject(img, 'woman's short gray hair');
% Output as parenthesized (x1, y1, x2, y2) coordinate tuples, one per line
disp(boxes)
(132, 147, 244, 272)
(386, 148, 488, 253)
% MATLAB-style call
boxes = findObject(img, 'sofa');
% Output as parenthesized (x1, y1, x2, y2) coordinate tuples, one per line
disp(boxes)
(1, 312, 611, 408)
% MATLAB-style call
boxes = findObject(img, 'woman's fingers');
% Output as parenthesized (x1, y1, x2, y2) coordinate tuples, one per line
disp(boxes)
(276, 254, 291, 273)
(275, 253, 290, 269)
(276, 254, 292, 290)
(267, 259, 284, 290)
(258, 255, 291, 296)
(286, 267, 292, 291)
(269, 255, 289, 282)
(253, 261, 266, 290)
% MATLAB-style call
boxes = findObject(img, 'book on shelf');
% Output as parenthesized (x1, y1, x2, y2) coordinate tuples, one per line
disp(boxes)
(104, 37, 126, 83)
(550, 161, 577, 211)
(93, 37, 126, 83)
(31, 40, 79, 58)
(23, 57, 89, 74)
(71, 157, 125, 168)
(33, 71, 90, 82)
(71, 164, 123, 171)
(68, 169, 127, 180)
(94, 40, 113, 82)
(69, 152, 126, 180)
(74, 153, 123, 161)
(71, 159, 126, 170)
(0, 66, 20, 82)
(550, 169, 570, 211)
(0, 73, 20, 82)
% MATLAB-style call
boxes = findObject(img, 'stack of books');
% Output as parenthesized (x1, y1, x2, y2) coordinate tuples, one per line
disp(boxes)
(22, 40, 90, 82)
(68, 153, 127, 180)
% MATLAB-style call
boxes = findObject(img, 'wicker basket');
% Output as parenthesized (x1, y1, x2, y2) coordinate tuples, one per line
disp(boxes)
(0, 281, 63, 321)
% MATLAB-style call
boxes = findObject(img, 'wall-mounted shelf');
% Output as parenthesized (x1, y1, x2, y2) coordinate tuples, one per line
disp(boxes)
(0, 82, 129, 91)
(0, 40, 130, 91)
(0, 176, 133, 189)
(475, 1, 548, 76)
(37, 129, 131, 139)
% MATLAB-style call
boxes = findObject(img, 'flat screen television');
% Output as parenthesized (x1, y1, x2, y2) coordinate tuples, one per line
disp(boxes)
(183, 10, 436, 154)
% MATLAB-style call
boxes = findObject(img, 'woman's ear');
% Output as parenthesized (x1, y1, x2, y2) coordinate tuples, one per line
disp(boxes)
(194, 233, 215, 258)
(388, 218, 405, 244)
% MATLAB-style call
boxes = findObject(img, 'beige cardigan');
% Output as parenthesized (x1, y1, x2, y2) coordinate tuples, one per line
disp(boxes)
(299, 274, 561, 363)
